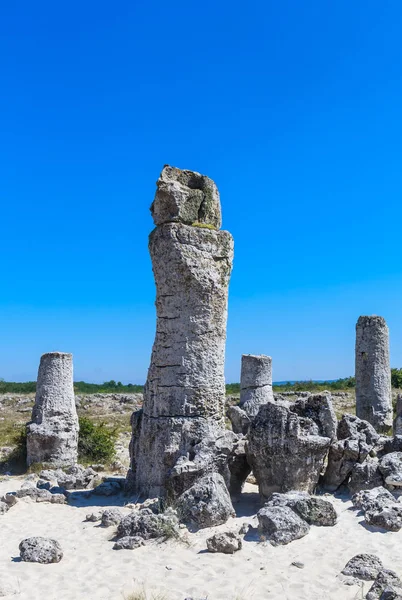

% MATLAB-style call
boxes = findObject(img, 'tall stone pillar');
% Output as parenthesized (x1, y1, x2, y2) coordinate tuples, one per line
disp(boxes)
(239, 354, 273, 416)
(27, 352, 79, 466)
(127, 165, 234, 498)
(355, 316, 392, 433)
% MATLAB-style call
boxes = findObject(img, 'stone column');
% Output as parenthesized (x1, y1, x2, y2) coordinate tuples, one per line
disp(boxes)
(127, 165, 234, 498)
(239, 354, 273, 416)
(355, 316, 392, 433)
(26, 352, 79, 467)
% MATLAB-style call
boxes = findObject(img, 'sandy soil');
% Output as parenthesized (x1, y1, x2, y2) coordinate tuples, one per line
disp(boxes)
(0, 479, 400, 600)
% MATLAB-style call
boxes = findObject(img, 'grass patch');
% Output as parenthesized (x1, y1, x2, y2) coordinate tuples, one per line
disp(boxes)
(191, 221, 217, 230)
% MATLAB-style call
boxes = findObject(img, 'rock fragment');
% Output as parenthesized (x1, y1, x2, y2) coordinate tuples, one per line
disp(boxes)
(257, 505, 310, 545)
(19, 537, 63, 563)
(206, 531, 242, 554)
(342, 554, 384, 581)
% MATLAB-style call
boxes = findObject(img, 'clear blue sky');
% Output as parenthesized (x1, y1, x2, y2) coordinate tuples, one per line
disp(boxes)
(1, 1, 402, 384)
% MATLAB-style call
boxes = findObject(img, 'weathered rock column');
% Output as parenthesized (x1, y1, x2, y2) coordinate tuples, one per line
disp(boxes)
(355, 316, 392, 433)
(394, 394, 402, 436)
(26, 352, 79, 467)
(127, 165, 234, 498)
(239, 354, 273, 416)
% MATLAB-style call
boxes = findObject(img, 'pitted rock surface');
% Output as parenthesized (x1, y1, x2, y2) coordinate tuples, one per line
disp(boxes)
(239, 354, 274, 417)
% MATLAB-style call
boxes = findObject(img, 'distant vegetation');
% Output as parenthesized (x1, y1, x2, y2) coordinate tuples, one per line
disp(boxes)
(0, 370, 401, 397)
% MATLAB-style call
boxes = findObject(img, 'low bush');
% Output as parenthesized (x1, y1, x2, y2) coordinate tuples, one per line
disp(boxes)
(78, 417, 117, 463)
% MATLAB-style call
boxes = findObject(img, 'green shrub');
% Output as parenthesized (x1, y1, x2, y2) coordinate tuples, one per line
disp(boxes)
(2, 426, 28, 474)
(78, 417, 117, 463)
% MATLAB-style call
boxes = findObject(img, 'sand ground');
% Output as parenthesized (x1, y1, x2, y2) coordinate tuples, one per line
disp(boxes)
(0, 479, 399, 600)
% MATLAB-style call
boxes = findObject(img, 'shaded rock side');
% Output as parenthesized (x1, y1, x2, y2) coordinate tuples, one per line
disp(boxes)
(355, 316, 392, 433)
(26, 352, 79, 467)
(246, 399, 332, 500)
(239, 354, 273, 417)
(127, 167, 234, 498)
(257, 505, 310, 545)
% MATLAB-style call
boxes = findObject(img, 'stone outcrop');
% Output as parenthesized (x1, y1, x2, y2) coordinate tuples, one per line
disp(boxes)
(257, 505, 310, 545)
(352, 486, 402, 532)
(341, 554, 384, 581)
(246, 395, 336, 500)
(321, 414, 379, 491)
(355, 316, 392, 433)
(127, 166, 234, 499)
(239, 354, 273, 417)
(26, 352, 79, 467)
(366, 569, 402, 600)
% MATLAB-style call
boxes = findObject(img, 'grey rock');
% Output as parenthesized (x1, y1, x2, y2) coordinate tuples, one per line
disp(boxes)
(266, 490, 310, 509)
(227, 437, 251, 496)
(227, 405, 250, 435)
(85, 511, 102, 522)
(0, 501, 9, 515)
(352, 486, 395, 512)
(206, 531, 242, 554)
(176, 473, 234, 529)
(26, 352, 79, 467)
(113, 536, 145, 550)
(257, 505, 310, 545)
(239, 354, 274, 417)
(291, 393, 338, 441)
(355, 316, 392, 433)
(292, 497, 337, 526)
(322, 414, 380, 491)
(19, 537, 63, 563)
(365, 504, 402, 531)
(151, 165, 221, 228)
(348, 459, 384, 495)
(247, 400, 331, 500)
(101, 508, 123, 527)
(127, 167, 234, 498)
(16, 486, 66, 503)
(117, 508, 179, 540)
(1, 493, 18, 507)
(379, 453, 402, 488)
(366, 570, 402, 600)
(342, 554, 384, 581)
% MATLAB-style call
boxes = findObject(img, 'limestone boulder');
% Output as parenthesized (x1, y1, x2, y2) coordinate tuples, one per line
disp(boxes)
(379, 453, 402, 488)
(227, 405, 250, 435)
(175, 473, 234, 529)
(366, 570, 402, 600)
(348, 459, 384, 495)
(113, 536, 145, 550)
(117, 508, 179, 540)
(101, 508, 123, 528)
(257, 505, 310, 545)
(342, 553, 384, 581)
(206, 531, 242, 554)
(19, 537, 63, 564)
(292, 497, 337, 526)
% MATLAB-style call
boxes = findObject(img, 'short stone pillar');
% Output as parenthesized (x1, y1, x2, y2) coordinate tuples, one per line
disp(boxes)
(394, 394, 402, 436)
(355, 316, 392, 433)
(239, 354, 273, 417)
(26, 352, 79, 466)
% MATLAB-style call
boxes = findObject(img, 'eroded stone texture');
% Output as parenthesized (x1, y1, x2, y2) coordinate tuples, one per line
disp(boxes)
(355, 316, 392, 433)
(239, 354, 273, 417)
(26, 352, 78, 467)
(127, 166, 234, 498)
(246, 397, 334, 500)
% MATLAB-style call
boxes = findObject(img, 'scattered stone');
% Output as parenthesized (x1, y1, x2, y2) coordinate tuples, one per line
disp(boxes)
(292, 497, 337, 526)
(239, 522, 250, 535)
(352, 487, 395, 513)
(342, 554, 384, 581)
(85, 511, 102, 522)
(0, 501, 9, 515)
(113, 536, 145, 550)
(206, 531, 242, 554)
(257, 505, 310, 546)
(175, 473, 235, 529)
(291, 561, 305, 569)
(352, 487, 402, 532)
(394, 395, 402, 437)
(355, 316, 392, 433)
(26, 352, 79, 467)
(0, 493, 18, 507)
(19, 537, 63, 564)
(117, 508, 179, 540)
(239, 354, 274, 417)
(15, 487, 66, 504)
(101, 508, 123, 527)
(366, 569, 402, 600)
(92, 481, 121, 496)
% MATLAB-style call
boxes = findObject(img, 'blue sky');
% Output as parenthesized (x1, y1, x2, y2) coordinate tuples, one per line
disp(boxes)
(1, 1, 402, 383)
